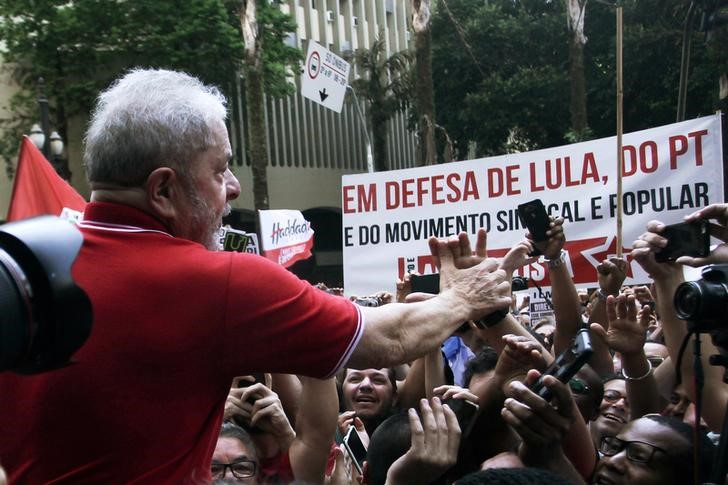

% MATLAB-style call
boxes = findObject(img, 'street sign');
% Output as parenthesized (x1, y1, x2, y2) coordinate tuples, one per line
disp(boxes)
(300, 40, 350, 113)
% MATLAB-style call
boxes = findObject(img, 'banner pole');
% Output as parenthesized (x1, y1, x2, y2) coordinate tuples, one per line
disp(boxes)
(616, 5, 624, 258)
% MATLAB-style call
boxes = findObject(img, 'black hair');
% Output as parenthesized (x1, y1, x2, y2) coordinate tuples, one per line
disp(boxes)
(462, 346, 498, 388)
(601, 372, 625, 384)
(642, 414, 715, 484)
(455, 467, 573, 484)
(366, 412, 412, 485)
(366, 411, 449, 485)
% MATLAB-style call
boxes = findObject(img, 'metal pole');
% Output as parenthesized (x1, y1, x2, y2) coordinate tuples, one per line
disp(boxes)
(677, 2, 697, 122)
(616, 6, 624, 258)
(346, 85, 374, 173)
(37, 77, 51, 160)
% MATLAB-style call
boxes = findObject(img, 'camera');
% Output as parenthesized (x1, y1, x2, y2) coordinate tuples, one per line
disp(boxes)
(0, 216, 92, 374)
(674, 264, 728, 332)
(511, 276, 529, 292)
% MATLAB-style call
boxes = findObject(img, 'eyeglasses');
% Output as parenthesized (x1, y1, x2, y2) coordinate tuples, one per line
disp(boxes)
(603, 389, 627, 404)
(568, 378, 591, 395)
(600, 436, 668, 464)
(211, 459, 257, 479)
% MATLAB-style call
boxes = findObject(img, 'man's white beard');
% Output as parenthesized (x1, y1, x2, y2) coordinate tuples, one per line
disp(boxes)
(185, 187, 230, 251)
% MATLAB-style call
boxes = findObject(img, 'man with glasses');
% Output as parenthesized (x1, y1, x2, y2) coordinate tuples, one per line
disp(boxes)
(212, 422, 259, 484)
(594, 414, 714, 485)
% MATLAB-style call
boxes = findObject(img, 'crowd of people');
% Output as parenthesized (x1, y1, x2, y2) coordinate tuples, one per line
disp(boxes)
(212, 210, 726, 485)
(0, 68, 725, 485)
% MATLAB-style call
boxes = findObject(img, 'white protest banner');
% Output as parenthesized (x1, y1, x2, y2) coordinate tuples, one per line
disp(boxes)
(259, 210, 314, 268)
(342, 115, 724, 295)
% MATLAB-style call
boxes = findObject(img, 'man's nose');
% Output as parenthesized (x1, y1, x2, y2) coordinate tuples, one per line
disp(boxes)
(225, 169, 241, 201)
(604, 449, 628, 472)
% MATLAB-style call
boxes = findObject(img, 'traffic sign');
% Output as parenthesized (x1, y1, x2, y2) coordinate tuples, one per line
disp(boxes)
(301, 40, 350, 113)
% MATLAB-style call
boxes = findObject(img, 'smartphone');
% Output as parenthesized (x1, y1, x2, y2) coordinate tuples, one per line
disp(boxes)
(410, 273, 440, 294)
(342, 426, 367, 475)
(237, 372, 265, 388)
(517, 199, 550, 243)
(443, 398, 479, 438)
(530, 328, 593, 401)
(655, 220, 710, 263)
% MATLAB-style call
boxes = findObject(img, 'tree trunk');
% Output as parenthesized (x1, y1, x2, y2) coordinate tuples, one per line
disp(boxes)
(567, 0, 588, 138)
(411, 0, 436, 166)
(371, 113, 389, 171)
(241, 0, 270, 210)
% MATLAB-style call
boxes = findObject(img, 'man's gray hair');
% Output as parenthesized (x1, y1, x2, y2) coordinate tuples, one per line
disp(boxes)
(84, 68, 228, 187)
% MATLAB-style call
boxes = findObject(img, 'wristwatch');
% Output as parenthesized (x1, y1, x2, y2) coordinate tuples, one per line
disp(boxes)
(546, 250, 566, 269)
(474, 309, 509, 328)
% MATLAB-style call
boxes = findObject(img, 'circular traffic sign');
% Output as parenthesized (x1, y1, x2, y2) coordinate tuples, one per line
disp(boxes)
(307, 51, 321, 79)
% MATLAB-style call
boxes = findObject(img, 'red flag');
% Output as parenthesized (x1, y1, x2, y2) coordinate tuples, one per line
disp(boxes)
(7, 136, 86, 221)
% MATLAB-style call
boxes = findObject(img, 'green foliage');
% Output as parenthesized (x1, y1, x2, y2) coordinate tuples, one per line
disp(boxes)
(348, 33, 413, 170)
(0, 0, 301, 174)
(252, 1, 303, 98)
(432, 0, 727, 159)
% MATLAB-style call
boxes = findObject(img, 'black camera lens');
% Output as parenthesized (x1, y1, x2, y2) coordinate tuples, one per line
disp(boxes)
(511, 276, 529, 292)
(673, 264, 728, 331)
(0, 216, 92, 374)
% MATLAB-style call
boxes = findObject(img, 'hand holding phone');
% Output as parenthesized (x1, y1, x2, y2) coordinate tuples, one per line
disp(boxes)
(342, 425, 367, 475)
(529, 328, 593, 401)
(655, 220, 710, 263)
(517, 199, 550, 256)
(443, 398, 479, 438)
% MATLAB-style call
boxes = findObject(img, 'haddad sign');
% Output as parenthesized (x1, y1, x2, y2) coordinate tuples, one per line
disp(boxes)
(341, 114, 724, 295)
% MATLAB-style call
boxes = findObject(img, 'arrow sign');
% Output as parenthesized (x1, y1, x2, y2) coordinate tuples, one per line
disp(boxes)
(300, 40, 350, 113)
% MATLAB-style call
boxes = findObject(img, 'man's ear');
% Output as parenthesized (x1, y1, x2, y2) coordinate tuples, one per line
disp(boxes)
(145, 167, 180, 220)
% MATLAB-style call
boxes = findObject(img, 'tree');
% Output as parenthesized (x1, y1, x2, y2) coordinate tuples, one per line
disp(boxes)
(0, 0, 300, 186)
(432, 0, 569, 157)
(431, 0, 725, 158)
(411, 0, 437, 166)
(566, 0, 590, 141)
(0, 0, 245, 176)
(239, 0, 301, 210)
(349, 34, 413, 172)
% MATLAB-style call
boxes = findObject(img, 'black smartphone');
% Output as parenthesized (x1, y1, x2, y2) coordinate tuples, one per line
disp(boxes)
(410, 273, 441, 294)
(443, 398, 479, 438)
(237, 372, 265, 388)
(530, 328, 593, 401)
(655, 220, 710, 263)
(342, 426, 367, 475)
(518, 199, 550, 243)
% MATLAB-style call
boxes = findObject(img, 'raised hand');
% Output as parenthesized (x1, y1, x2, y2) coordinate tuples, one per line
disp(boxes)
(385, 398, 460, 485)
(631, 221, 683, 280)
(596, 257, 628, 295)
(590, 294, 649, 356)
(500, 239, 537, 275)
(679, 203, 728, 266)
(430, 234, 512, 320)
(493, 335, 549, 387)
(539, 217, 567, 260)
(501, 371, 575, 458)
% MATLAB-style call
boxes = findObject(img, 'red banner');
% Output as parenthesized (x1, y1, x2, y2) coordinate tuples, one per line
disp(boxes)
(7, 136, 86, 221)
